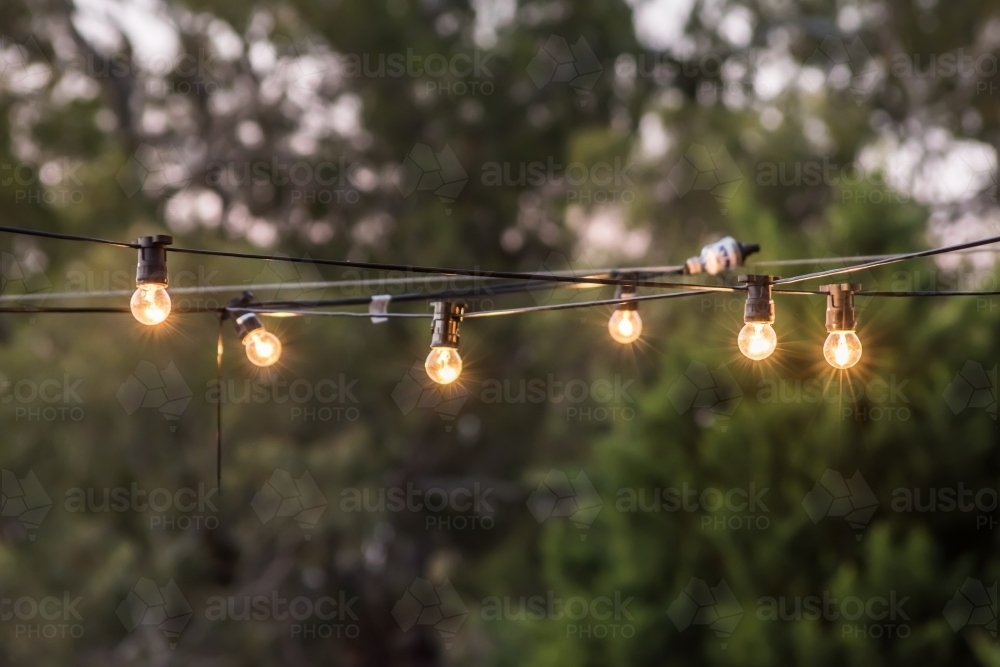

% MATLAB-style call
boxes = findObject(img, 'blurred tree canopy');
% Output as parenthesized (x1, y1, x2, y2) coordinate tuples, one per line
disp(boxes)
(0, 0, 997, 665)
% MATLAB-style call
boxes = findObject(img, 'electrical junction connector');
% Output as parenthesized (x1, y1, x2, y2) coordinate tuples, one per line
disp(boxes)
(685, 237, 760, 276)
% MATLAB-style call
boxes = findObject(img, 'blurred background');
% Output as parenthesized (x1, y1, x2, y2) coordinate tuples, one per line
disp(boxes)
(0, 0, 997, 664)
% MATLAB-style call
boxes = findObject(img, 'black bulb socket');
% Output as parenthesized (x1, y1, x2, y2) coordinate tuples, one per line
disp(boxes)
(135, 235, 173, 286)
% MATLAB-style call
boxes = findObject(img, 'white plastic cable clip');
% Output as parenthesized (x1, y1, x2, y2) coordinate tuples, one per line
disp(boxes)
(369, 294, 391, 323)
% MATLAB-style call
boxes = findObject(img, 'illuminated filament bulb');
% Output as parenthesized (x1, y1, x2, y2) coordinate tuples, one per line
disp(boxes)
(236, 313, 282, 367)
(132, 235, 173, 326)
(823, 330, 862, 369)
(608, 283, 642, 344)
(244, 329, 282, 367)
(131, 284, 171, 325)
(738, 275, 778, 361)
(425, 301, 466, 385)
(820, 283, 863, 370)
(608, 308, 642, 344)
(738, 322, 777, 360)
(425, 347, 463, 385)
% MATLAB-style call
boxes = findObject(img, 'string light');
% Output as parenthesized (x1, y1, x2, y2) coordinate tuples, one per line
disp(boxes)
(131, 235, 172, 325)
(425, 301, 465, 385)
(738, 275, 778, 360)
(820, 283, 863, 369)
(4, 219, 1000, 496)
(608, 283, 642, 344)
(235, 312, 283, 367)
(1, 224, 998, 376)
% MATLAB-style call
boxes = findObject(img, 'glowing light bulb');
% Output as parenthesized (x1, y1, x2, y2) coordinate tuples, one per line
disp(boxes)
(244, 329, 282, 367)
(424, 347, 463, 385)
(130, 284, 171, 325)
(738, 322, 777, 360)
(823, 330, 862, 369)
(608, 309, 642, 344)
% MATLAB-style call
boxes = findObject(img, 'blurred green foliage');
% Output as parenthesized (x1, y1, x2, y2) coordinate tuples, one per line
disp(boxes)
(0, 0, 997, 665)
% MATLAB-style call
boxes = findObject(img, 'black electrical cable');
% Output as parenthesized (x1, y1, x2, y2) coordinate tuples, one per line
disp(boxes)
(3, 222, 999, 305)
(775, 235, 1000, 285)
(0, 223, 714, 290)
(859, 290, 1000, 297)
(463, 289, 714, 318)
(0, 307, 134, 313)
(242, 288, 719, 319)
(0, 224, 139, 249)
(241, 310, 432, 318)
(166, 245, 722, 291)
(0, 306, 222, 314)
(3, 285, 997, 319)
(250, 278, 601, 310)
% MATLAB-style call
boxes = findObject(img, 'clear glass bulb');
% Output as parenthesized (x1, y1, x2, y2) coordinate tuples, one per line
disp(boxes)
(823, 330, 862, 369)
(424, 347, 463, 385)
(738, 322, 777, 360)
(244, 329, 282, 367)
(130, 284, 171, 325)
(608, 309, 642, 344)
